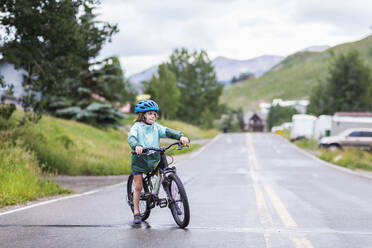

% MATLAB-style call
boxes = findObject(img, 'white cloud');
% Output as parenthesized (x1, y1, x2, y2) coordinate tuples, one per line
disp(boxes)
(97, 0, 372, 76)
(119, 54, 169, 76)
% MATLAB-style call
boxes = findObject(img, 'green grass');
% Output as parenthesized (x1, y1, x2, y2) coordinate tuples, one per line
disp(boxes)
(13, 114, 133, 175)
(158, 119, 220, 140)
(221, 35, 372, 111)
(0, 144, 71, 208)
(319, 149, 372, 171)
(162, 143, 201, 156)
(278, 131, 372, 172)
(7, 111, 213, 176)
(294, 138, 319, 151)
(122, 114, 220, 140)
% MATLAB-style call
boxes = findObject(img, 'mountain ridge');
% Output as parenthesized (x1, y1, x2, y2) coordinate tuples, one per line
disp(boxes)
(128, 54, 284, 90)
(220, 35, 372, 111)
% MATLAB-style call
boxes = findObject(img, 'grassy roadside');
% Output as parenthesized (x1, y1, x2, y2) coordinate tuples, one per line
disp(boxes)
(13, 114, 132, 175)
(1, 111, 211, 208)
(122, 114, 220, 140)
(8, 111, 217, 176)
(284, 134, 372, 172)
(0, 144, 71, 208)
(161, 143, 201, 156)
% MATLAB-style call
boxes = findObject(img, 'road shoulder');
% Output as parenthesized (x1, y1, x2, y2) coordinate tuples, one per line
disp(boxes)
(280, 135, 372, 180)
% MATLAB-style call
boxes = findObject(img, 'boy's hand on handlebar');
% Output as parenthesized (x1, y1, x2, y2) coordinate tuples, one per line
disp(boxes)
(180, 136, 190, 146)
(135, 146, 143, 155)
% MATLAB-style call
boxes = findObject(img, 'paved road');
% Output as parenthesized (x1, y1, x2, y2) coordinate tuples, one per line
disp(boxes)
(1, 133, 372, 248)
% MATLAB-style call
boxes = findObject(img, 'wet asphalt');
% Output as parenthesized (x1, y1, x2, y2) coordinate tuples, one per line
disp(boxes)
(1, 133, 372, 248)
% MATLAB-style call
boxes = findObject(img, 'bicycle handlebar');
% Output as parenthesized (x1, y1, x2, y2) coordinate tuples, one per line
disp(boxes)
(131, 141, 188, 155)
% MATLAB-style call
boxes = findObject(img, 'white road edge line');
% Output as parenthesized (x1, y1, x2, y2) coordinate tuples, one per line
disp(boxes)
(0, 183, 125, 217)
(190, 134, 222, 158)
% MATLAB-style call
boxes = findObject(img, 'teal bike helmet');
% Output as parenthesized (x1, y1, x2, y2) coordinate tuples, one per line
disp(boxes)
(134, 100, 159, 113)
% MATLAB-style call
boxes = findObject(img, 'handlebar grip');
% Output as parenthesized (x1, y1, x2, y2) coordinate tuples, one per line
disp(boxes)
(131, 148, 150, 155)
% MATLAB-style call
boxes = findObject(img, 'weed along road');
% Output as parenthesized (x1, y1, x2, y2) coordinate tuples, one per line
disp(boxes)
(1, 133, 372, 248)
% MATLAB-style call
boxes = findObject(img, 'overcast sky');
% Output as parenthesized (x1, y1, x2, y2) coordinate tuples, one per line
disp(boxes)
(97, 0, 372, 76)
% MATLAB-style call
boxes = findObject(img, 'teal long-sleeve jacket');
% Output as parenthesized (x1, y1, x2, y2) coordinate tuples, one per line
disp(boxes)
(128, 122, 184, 173)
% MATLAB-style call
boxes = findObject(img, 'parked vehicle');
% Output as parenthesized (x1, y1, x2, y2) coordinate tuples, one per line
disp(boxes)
(331, 115, 372, 136)
(290, 114, 317, 141)
(314, 115, 332, 139)
(318, 128, 372, 150)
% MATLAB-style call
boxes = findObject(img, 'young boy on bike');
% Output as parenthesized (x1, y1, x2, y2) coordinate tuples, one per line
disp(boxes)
(128, 100, 189, 224)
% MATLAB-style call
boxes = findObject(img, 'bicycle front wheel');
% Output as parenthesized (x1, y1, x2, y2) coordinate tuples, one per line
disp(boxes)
(167, 174, 190, 228)
(126, 174, 151, 221)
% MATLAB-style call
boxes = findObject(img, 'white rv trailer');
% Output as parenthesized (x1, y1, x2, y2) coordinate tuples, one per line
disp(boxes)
(314, 115, 332, 139)
(290, 114, 317, 140)
(331, 116, 372, 136)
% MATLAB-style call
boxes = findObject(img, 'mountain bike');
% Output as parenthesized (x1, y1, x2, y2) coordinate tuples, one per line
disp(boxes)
(126, 141, 190, 228)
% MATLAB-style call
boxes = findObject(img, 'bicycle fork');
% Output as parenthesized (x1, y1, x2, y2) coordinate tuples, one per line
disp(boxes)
(161, 168, 183, 215)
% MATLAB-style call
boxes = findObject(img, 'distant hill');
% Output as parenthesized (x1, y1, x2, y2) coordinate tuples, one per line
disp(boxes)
(212, 55, 284, 84)
(300, 45, 330, 52)
(128, 65, 158, 91)
(128, 55, 284, 91)
(220, 35, 372, 111)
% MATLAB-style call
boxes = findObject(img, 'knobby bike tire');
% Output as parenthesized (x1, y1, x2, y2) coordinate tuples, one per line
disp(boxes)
(126, 174, 151, 221)
(167, 173, 190, 228)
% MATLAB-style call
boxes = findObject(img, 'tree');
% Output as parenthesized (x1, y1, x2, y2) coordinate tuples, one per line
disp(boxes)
(0, 0, 124, 126)
(308, 50, 372, 115)
(267, 105, 298, 130)
(94, 56, 136, 104)
(143, 64, 180, 119)
(307, 82, 331, 116)
(231, 76, 238, 84)
(167, 48, 223, 126)
(236, 108, 245, 131)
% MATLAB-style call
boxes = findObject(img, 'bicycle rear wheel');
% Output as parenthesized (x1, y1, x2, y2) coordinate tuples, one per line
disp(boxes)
(167, 173, 190, 228)
(126, 174, 151, 221)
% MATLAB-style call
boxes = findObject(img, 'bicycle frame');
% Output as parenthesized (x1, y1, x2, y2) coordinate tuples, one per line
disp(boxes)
(141, 146, 178, 208)
(128, 141, 191, 227)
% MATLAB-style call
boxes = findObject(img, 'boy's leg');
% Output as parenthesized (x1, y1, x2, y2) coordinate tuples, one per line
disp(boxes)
(133, 173, 143, 215)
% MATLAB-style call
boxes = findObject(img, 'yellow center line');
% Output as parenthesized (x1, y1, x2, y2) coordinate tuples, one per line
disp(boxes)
(292, 237, 315, 248)
(246, 133, 315, 248)
(264, 185, 297, 228)
(247, 134, 273, 248)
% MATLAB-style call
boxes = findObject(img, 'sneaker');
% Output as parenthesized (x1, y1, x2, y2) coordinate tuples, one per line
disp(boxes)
(133, 214, 141, 224)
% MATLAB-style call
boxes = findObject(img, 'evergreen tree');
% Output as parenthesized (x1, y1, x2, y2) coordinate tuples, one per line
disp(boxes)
(0, 0, 124, 126)
(231, 76, 238, 84)
(267, 105, 298, 130)
(327, 50, 372, 112)
(143, 64, 180, 119)
(308, 50, 372, 115)
(307, 82, 331, 116)
(236, 107, 245, 131)
(94, 56, 136, 104)
(167, 48, 223, 126)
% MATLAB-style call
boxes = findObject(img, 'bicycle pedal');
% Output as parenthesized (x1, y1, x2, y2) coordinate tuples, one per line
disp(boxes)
(158, 198, 168, 208)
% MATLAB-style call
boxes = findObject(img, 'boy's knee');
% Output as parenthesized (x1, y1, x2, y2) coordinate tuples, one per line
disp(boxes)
(134, 184, 143, 192)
